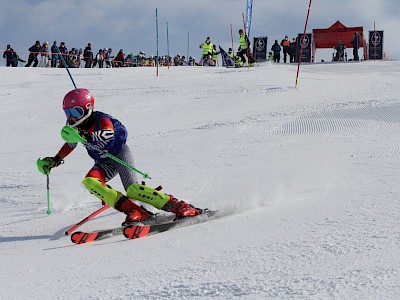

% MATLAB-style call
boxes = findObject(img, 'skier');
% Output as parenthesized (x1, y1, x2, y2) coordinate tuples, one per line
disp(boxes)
(37, 88, 203, 225)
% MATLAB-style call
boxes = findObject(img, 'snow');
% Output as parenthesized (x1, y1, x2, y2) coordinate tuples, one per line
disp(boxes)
(1, 61, 400, 299)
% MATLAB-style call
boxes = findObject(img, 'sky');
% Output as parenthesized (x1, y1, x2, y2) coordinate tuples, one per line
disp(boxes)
(0, 0, 399, 63)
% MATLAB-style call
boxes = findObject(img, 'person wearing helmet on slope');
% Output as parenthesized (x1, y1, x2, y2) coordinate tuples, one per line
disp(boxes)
(37, 88, 203, 224)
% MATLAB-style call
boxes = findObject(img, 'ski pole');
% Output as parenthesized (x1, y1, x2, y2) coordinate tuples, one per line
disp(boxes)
(65, 205, 110, 235)
(83, 141, 151, 179)
(46, 174, 51, 215)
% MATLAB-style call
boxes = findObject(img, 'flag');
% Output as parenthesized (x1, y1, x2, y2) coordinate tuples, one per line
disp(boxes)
(245, 0, 254, 36)
(219, 46, 234, 67)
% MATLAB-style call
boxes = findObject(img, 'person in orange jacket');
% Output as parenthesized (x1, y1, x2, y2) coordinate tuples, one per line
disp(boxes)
(280, 35, 291, 63)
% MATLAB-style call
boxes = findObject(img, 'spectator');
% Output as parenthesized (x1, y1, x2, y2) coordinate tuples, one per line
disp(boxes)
(198, 37, 214, 66)
(173, 54, 180, 66)
(3, 44, 13, 67)
(149, 55, 156, 67)
(83, 43, 93, 68)
(77, 48, 83, 67)
(234, 54, 243, 68)
(351, 32, 360, 61)
(268, 51, 274, 62)
(105, 48, 113, 68)
(51, 41, 59, 68)
(58, 42, 68, 67)
(179, 56, 187, 66)
(39, 41, 50, 67)
(228, 48, 234, 59)
(289, 38, 296, 63)
(125, 52, 137, 67)
(280, 35, 291, 63)
(93, 49, 104, 68)
(211, 44, 220, 66)
(114, 49, 125, 67)
(68, 48, 79, 68)
(271, 40, 281, 63)
(25, 40, 41, 67)
(334, 40, 346, 61)
(11, 49, 26, 67)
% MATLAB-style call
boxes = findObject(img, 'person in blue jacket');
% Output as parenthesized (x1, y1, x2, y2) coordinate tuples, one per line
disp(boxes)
(25, 40, 41, 67)
(51, 41, 59, 68)
(351, 32, 360, 61)
(271, 40, 281, 63)
(3, 44, 13, 67)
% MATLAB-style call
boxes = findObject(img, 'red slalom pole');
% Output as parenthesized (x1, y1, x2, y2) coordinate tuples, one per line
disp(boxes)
(242, 13, 251, 68)
(230, 24, 235, 57)
(295, 0, 313, 89)
(64, 205, 110, 235)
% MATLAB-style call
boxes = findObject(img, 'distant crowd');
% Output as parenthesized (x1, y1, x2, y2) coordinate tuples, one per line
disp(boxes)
(2, 40, 199, 68)
(2, 32, 362, 69)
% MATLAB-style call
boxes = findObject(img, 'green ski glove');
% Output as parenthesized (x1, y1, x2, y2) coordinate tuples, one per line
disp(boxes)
(36, 156, 63, 175)
(61, 125, 86, 144)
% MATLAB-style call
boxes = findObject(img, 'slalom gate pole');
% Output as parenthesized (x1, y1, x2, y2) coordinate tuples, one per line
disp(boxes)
(156, 8, 159, 77)
(242, 13, 251, 69)
(374, 21, 376, 62)
(187, 32, 190, 65)
(295, 0, 312, 89)
(230, 24, 235, 57)
(166, 21, 170, 70)
(83, 141, 151, 179)
(46, 174, 51, 215)
(64, 205, 110, 235)
(56, 45, 77, 89)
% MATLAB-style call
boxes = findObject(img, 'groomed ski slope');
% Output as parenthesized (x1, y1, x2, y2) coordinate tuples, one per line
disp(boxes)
(1, 61, 400, 299)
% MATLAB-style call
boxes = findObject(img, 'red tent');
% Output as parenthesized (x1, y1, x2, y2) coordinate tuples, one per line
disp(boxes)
(313, 21, 363, 48)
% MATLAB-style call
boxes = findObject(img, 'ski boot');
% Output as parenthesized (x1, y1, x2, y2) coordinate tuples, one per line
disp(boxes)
(161, 195, 202, 220)
(115, 196, 156, 226)
(126, 181, 202, 220)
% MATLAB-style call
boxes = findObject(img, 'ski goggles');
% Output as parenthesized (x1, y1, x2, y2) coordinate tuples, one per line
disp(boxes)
(64, 106, 84, 119)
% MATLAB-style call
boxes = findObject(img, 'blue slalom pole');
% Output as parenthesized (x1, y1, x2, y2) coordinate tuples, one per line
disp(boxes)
(166, 21, 170, 70)
(187, 32, 190, 65)
(156, 8, 159, 77)
(56, 45, 77, 89)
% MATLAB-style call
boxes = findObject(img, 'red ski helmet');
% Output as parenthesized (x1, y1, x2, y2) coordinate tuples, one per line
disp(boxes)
(63, 88, 94, 127)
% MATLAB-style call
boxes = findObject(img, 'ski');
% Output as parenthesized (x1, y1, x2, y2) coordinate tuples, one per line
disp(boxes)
(123, 209, 217, 240)
(70, 210, 217, 244)
(71, 226, 125, 244)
